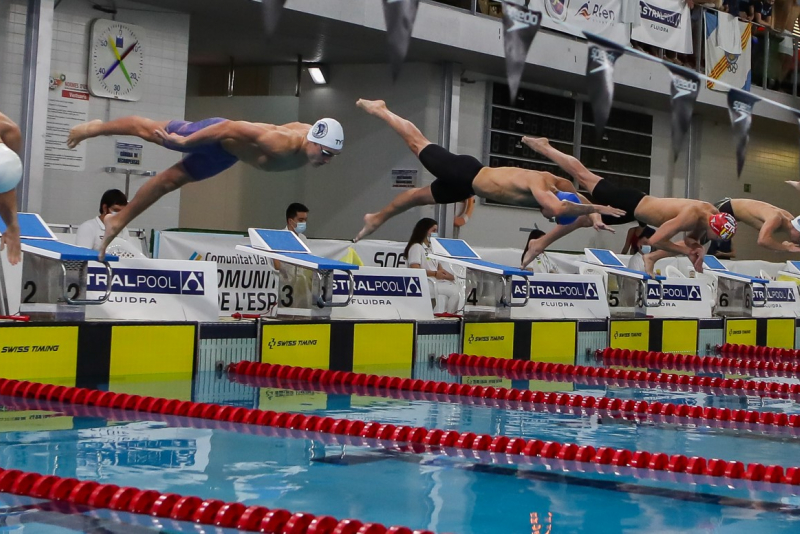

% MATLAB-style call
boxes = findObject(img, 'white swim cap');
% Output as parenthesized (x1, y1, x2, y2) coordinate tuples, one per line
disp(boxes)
(792, 215, 800, 233)
(0, 145, 22, 194)
(307, 118, 344, 151)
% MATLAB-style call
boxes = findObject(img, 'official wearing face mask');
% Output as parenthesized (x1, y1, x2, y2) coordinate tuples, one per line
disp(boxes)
(285, 202, 309, 242)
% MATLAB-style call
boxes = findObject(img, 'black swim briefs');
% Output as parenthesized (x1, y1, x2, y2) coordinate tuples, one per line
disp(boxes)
(714, 197, 735, 217)
(591, 179, 647, 225)
(421, 144, 485, 204)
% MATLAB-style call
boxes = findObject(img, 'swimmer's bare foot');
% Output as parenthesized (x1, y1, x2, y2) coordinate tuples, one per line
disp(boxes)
(787, 181, 800, 192)
(67, 120, 103, 149)
(354, 212, 382, 242)
(521, 136, 551, 152)
(643, 253, 656, 277)
(356, 99, 387, 116)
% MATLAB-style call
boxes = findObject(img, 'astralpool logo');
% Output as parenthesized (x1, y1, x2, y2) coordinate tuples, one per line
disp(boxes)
(640, 2, 682, 28)
(513, 281, 599, 300)
(87, 267, 205, 295)
(647, 284, 702, 301)
(332, 274, 423, 297)
(753, 287, 796, 303)
(267, 337, 318, 349)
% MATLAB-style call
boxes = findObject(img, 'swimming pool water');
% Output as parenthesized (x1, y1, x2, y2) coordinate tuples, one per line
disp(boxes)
(0, 363, 799, 533)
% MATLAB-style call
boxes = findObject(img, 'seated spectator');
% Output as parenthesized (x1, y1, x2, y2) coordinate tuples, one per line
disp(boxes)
(403, 218, 462, 314)
(284, 202, 309, 242)
(76, 189, 143, 257)
(621, 222, 656, 255)
(521, 229, 557, 273)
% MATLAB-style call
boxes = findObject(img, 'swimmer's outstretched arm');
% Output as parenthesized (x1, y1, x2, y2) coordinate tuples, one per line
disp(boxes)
(155, 120, 297, 155)
(756, 213, 800, 252)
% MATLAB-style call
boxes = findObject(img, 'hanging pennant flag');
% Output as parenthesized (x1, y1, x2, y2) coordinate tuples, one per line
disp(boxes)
(727, 89, 760, 177)
(665, 64, 700, 161)
(501, 0, 542, 102)
(382, 0, 420, 80)
(583, 33, 625, 138)
(261, 0, 287, 40)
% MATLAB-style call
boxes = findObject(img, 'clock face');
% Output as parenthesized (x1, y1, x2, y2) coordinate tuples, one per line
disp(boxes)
(88, 20, 145, 101)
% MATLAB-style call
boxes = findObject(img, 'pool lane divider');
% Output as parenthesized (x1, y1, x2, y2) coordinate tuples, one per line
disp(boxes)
(444, 352, 800, 401)
(598, 347, 800, 378)
(226, 360, 800, 487)
(229, 364, 800, 439)
(717, 343, 800, 361)
(3, 372, 800, 491)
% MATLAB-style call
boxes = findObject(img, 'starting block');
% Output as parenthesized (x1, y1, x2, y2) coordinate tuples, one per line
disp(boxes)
(429, 238, 529, 319)
(237, 229, 358, 318)
(702, 255, 767, 316)
(582, 248, 664, 317)
(2, 213, 117, 321)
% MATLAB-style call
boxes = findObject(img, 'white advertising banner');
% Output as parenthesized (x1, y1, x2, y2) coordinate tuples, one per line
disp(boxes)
(752, 282, 800, 318)
(45, 71, 90, 172)
(646, 279, 713, 318)
(630, 0, 692, 54)
(511, 274, 610, 319)
(329, 267, 434, 320)
(534, 0, 631, 45)
(85, 258, 218, 321)
(155, 232, 279, 316)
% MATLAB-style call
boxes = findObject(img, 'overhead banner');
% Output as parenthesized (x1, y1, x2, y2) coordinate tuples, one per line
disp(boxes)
(630, 0, 692, 54)
(533, 0, 630, 45)
(85, 259, 218, 321)
(705, 11, 752, 92)
(382, 0, 420, 80)
(261, 0, 287, 40)
(511, 273, 610, 319)
(585, 40, 624, 137)
(727, 88, 760, 177)
(501, 0, 543, 101)
(329, 267, 434, 320)
(666, 64, 700, 161)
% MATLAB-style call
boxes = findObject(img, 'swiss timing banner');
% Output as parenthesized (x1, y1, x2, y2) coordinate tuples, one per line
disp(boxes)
(630, 0, 692, 54)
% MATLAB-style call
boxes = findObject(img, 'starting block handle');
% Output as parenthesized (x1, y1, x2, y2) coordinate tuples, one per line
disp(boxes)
(315, 269, 355, 309)
(501, 275, 529, 308)
(642, 279, 663, 308)
(61, 262, 113, 306)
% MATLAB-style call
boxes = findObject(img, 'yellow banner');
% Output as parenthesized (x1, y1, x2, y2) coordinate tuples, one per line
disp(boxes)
(0, 326, 78, 384)
(610, 321, 649, 351)
(530, 322, 576, 364)
(767, 319, 794, 349)
(261, 323, 331, 369)
(353, 323, 413, 376)
(463, 323, 514, 359)
(726, 319, 757, 346)
(662, 320, 698, 354)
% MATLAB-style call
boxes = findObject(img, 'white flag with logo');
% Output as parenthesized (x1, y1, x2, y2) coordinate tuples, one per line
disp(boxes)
(630, 0, 692, 54)
(705, 11, 751, 92)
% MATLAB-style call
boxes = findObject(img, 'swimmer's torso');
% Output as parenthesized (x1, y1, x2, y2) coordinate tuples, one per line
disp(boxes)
(635, 196, 714, 230)
(730, 198, 793, 233)
(472, 167, 565, 208)
(219, 122, 311, 173)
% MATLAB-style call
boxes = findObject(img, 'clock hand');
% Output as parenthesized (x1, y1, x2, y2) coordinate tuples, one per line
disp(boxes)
(108, 35, 134, 88)
(102, 41, 138, 81)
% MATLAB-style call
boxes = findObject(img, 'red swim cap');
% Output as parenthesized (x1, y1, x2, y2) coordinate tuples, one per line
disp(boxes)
(709, 213, 736, 241)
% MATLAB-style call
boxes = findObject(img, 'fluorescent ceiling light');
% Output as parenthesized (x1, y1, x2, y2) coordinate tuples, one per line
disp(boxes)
(308, 66, 327, 84)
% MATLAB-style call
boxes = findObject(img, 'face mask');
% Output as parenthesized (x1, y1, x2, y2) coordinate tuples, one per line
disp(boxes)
(640, 245, 652, 254)
(295, 222, 307, 235)
(429, 232, 438, 239)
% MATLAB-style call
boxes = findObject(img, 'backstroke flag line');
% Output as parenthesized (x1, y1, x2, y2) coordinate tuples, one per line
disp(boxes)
(666, 63, 701, 161)
(727, 88, 760, 177)
(501, 0, 543, 101)
(383, 0, 421, 80)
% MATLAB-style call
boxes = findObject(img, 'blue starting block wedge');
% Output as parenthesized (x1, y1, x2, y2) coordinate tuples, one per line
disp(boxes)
(428, 237, 529, 311)
(237, 229, 358, 310)
(583, 248, 664, 309)
(0, 213, 116, 314)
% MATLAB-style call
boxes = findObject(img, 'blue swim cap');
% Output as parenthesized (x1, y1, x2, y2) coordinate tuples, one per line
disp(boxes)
(555, 191, 580, 225)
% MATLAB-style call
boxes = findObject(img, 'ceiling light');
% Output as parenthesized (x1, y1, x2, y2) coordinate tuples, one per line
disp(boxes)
(308, 66, 328, 85)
